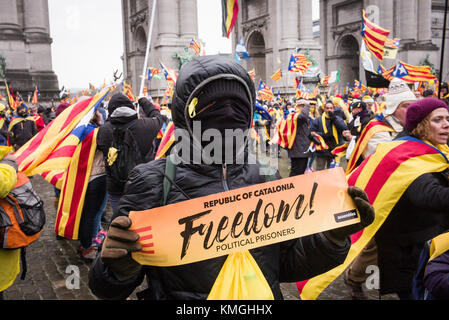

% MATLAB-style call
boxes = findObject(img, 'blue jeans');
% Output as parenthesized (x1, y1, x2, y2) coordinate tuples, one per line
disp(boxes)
(108, 193, 122, 217)
(79, 176, 107, 249)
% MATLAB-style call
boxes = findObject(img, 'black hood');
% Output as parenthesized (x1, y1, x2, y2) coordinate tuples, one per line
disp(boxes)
(171, 56, 256, 165)
(108, 93, 135, 117)
(171, 55, 256, 131)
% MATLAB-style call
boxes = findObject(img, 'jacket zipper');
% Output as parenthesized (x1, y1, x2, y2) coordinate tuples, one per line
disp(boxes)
(221, 163, 229, 191)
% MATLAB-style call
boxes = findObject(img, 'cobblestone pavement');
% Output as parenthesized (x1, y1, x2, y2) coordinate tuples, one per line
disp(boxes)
(2, 154, 398, 301)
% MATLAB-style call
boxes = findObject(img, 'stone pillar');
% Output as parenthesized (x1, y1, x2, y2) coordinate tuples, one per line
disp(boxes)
(179, 0, 198, 40)
(0, 0, 19, 29)
(418, 0, 432, 43)
(23, 0, 48, 34)
(396, 0, 417, 42)
(158, 0, 179, 38)
(298, 0, 314, 42)
(281, 0, 298, 42)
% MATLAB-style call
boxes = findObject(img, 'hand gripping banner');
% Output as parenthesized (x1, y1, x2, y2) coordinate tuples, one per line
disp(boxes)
(129, 167, 359, 267)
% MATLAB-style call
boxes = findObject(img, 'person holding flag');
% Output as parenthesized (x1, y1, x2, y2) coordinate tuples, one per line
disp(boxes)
(9, 103, 37, 151)
(89, 55, 375, 301)
(96, 94, 167, 214)
(0, 104, 11, 146)
(310, 100, 350, 170)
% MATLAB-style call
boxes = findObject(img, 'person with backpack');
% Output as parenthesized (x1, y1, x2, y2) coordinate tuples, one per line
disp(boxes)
(88, 55, 375, 300)
(9, 103, 38, 151)
(96, 93, 167, 214)
(0, 146, 45, 299)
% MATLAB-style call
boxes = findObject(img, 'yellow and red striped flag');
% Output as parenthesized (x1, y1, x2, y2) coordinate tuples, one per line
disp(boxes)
(276, 113, 300, 149)
(382, 61, 437, 84)
(155, 122, 175, 160)
(271, 68, 282, 82)
(221, 0, 239, 38)
(361, 9, 390, 61)
(346, 116, 395, 174)
(248, 69, 256, 82)
(310, 132, 329, 151)
(123, 81, 137, 102)
(14, 89, 110, 185)
(297, 137, 449, 300)
(54, 126, 99, 239)
(31, 87, 39, 105)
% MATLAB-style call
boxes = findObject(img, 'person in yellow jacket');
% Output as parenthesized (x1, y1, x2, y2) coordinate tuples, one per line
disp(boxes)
(0, 146, 20, 300)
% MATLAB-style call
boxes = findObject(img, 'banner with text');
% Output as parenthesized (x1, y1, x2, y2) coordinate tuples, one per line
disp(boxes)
(129, 167, 359, 267)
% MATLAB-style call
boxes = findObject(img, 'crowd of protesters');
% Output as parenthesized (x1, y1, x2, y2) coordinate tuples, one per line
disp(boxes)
(1, 56, 449, 301)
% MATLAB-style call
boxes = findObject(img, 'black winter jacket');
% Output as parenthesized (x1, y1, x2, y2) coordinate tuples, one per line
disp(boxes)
(97, 98, 167, 195)
(10, 117, 37, 149)
(375, 171, 449, 295)
(89, 56, 351, 300)
(310, 114, 348, 158)
(287, 104, 312, 159)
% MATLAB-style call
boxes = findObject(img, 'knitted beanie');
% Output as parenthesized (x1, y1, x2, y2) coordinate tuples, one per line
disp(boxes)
(406, 97, 449, 132)
(384, 78, 417, 116)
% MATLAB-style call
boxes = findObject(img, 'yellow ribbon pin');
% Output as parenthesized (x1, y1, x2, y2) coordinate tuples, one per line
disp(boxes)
(188, 98, 198, 118)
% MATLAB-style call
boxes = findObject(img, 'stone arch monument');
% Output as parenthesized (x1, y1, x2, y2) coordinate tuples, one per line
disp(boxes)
(122, 0, 198, 97)
(0, 0, 59, 101)
(320, 0, 449, 88)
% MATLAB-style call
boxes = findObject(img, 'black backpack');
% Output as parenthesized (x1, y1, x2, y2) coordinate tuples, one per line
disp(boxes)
(107, 122, 150, 185)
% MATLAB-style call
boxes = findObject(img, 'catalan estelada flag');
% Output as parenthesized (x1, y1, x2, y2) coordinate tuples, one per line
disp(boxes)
(54, 125, 98, 239)
(123, 82, 136, 102)
(383, 61, 437, 84)
(297, 137, 449, 300)
(276, 113, 300, 149)
(14, 89, 110, 187)
(258, 81, 274, 101)
(331, 142, 349, 164)
(361, 9, 390, 61)
(271, 68, 282, 82)
(288, 54, 311, 74)
(310, 132, 329, 151)
(189, 37, 205, 56)
(221, 0, 239, 38)
(155, 121, 175, 160)
(160, 61, 178, 85)
(31, 87, 39, 105)
(248, 69, 256, 82)
(346, 114, 395, 174)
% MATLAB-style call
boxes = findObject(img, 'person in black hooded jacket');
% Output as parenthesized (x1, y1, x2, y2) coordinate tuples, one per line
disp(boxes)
(96, 93, 167, 213)
(89, 56, 374, 300)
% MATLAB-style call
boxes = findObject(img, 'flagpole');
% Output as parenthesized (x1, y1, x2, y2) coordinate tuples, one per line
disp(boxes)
(139, 0, 158, 98)
(439, 0, 448, 98)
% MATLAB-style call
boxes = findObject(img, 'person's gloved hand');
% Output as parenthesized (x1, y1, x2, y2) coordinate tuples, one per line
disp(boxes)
(101, 216, 142, 281)
(324, 186, 375, 246)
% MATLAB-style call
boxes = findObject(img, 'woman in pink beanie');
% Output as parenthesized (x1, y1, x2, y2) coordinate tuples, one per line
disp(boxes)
(406, 97, 449, 146)
(354, 97, 449, 300)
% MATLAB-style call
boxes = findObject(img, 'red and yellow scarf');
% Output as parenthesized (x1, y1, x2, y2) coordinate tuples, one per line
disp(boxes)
(297, 137, 449, 300)
(346, 116, 394, 174)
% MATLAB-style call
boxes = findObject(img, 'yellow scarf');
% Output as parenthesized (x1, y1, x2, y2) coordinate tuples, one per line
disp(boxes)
(321, 113, 339, 145)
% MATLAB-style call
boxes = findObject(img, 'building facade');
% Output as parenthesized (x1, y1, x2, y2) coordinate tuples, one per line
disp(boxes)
(0, 0, 59, 101)
(121, 0, 198, 97)
(320, 0, 449, 89)
(232, 0, 321, 95)
(121, 0, 448, 98)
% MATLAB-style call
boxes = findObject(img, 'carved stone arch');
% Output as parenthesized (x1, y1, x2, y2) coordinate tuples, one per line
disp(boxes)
(245, 28, 267, 82)
(333, 33, 360, 87)
(133, 26, 147, 53)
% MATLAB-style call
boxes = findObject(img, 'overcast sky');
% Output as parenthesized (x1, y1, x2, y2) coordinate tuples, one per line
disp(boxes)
(49, 0, 319, 90)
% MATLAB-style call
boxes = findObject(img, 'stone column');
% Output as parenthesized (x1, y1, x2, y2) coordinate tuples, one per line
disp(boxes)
(23, 0, 49, 34)
(396, 0, 417, 42)
(298, 0, 314, 42)
(158, 0, 179, 38)
(281, 0, 298, 42)
(0, 0, 19, 29)
(179, 0, 198, 40)
(417, 0, 432, 43)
